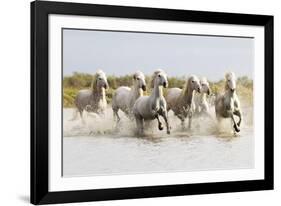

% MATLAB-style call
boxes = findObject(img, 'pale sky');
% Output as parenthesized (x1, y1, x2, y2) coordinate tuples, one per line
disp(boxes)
(63, 29, 254, 81)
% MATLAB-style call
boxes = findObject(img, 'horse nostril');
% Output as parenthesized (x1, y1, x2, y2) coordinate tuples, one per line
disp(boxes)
(163, 82, 167, 88)
(197, 88, 201, 93)
(231, 88, 235, 92)
(142, 85, 147, 91)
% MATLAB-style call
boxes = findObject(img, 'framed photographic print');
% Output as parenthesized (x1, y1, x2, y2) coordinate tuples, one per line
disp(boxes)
(31, 0, 274, 204)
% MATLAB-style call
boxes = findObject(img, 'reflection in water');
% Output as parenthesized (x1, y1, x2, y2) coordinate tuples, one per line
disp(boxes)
(63, 107, 254, 177)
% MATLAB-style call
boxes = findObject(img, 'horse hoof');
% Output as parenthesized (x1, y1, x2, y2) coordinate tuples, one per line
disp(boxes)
(158, 125, 164, 130)
(234, 126, 240, 133)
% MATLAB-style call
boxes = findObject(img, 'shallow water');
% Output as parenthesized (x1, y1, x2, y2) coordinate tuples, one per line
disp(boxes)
(63, 107, 254, 177)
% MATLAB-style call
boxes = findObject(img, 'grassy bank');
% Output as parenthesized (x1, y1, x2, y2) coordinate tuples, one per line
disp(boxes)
(63, 72, 253, 108)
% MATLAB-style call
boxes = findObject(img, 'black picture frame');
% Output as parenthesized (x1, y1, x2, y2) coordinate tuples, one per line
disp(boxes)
(31, 0, 274, 204)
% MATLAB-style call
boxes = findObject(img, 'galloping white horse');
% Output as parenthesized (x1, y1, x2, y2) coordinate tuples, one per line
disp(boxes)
(133, 69, 170, 135)
(165, 75, 201, 130)
(112, 71, 146, 122)
(215, 72, 242, 133)
(193, 77, 211, 116)
(72, 70, 109, 121)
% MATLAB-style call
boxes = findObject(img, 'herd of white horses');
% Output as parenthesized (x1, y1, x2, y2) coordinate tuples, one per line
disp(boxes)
(72, 69, 242, 136)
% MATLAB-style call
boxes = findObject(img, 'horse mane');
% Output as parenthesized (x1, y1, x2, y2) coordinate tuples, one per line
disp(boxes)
(91, 70, 105, 92)
(150, 69, 165, 88)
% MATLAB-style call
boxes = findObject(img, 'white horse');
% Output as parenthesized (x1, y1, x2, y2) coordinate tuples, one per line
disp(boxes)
(112, 71, 146, 122)
(215, 72, 242, 133)
(165, 75, 201, 130)
(71, 70, 109, 121)
(193, 77, 211, 116)
(133, 69, 170, 135)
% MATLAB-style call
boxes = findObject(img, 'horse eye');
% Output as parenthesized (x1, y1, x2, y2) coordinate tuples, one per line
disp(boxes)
(136, 77, 140, 80)
(98, 77, 102, 80)
(158, 74, 161, 77)
(192, 80, 194, 83)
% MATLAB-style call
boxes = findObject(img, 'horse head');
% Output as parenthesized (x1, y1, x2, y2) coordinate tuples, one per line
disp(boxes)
(151, 69, 168, 88)
(133, 71, 146, 91)
(225, 72, 236, 93)
(188, 75, 201, 93)
(93, 70, 109, 91)
(200, 77, 211, 95)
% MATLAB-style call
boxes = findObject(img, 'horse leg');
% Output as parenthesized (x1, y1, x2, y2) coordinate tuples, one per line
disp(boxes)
(188, 112, 193, 130)
(161, 111, 170, 135)
(135, 116, 144, 136)
(78, 108, 83, 118)
(155, 114, 164, 131)
(77, 108, 86, 125)
(231, 113, 240, 133)
(113, 108, 121, 123)
(139, 118, 144, 136)
(233, 110, 242, 127)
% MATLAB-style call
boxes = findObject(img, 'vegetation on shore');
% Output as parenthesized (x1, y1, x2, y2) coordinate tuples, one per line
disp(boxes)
(63, 72, 253, 108)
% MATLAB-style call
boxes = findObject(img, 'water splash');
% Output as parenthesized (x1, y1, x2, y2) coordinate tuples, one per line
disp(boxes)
(63, 105, 253, 139)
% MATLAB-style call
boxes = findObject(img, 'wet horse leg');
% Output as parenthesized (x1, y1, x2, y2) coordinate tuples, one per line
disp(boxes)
(231, 113, 240, 133)
(161, 110, 170, 134)
(188, 112, 193, 130)
(135, 116, 144, 136)
(112, 107, 121, 123)
(78, 108, 86, 125)
(156, 114, 164, 131)
(233, 109, 242, 127)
